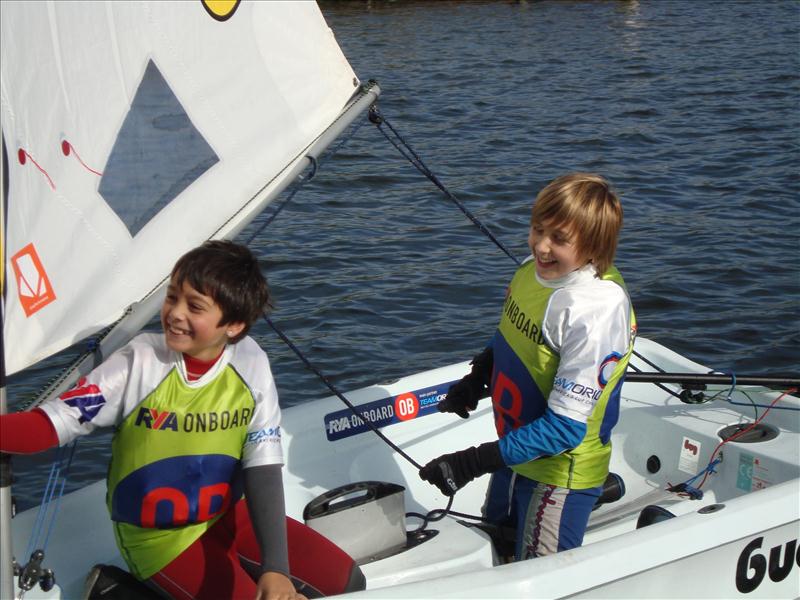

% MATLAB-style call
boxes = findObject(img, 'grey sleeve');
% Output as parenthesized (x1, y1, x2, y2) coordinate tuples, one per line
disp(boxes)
(243, 464, 290, 577)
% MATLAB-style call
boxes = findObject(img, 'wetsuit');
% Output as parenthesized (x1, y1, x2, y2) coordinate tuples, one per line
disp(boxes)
(487, 260, 636, 558)
(4, 333, 364, 598)
(40, 333, 282, 579)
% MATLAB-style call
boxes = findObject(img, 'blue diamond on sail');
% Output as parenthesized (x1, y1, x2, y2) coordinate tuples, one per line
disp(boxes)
(98, 59, 219, 237)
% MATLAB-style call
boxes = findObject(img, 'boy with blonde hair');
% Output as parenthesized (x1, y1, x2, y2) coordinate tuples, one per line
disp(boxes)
(421, 173, 636, 560)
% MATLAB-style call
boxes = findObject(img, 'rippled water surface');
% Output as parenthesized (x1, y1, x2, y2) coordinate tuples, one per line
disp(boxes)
(8, 0, 799, 509)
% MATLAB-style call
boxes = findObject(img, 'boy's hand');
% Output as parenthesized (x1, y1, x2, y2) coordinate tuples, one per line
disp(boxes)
(255, 571, 307, 600)
(437, 347, 493, 418)
(419, 442, 505, 496)
(437, 374, 485, 418)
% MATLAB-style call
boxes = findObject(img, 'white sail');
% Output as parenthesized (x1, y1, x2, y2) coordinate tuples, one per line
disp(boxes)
(1, 0, 361, 376)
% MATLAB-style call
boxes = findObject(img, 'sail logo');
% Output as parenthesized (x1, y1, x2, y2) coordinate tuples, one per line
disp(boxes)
(11, 243, 57, 317)
(201, 0, 241, 21)
(60, 377, 106, 424)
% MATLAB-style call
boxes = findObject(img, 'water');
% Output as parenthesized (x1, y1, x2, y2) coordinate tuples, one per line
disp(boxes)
(7, 0, 799, 510)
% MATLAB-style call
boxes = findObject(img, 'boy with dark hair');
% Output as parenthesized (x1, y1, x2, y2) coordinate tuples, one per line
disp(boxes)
(1, 240, 362, 599)
(420, 173, 636, 561)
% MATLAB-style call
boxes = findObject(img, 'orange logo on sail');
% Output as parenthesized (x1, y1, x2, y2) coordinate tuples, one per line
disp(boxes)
(11, 243, 56, 316)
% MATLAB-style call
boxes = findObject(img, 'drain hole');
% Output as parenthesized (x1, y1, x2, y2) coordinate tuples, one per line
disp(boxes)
(718, 423, 778, 443)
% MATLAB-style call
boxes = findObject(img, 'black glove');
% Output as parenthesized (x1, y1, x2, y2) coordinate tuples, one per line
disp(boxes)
(438, 347, 493, 419)
(419, 441, 505, 496)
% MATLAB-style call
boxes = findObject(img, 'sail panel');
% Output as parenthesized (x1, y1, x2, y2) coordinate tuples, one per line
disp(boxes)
(1, 1, 359, 375)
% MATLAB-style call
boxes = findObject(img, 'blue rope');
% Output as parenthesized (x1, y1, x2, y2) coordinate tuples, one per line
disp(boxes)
(727, 398, 800, 411)
(25, 442, 78, 560)
(669, 457, 722, 500)
(704, 369, 799, 412)
(728, 400, 800, 410)
(41, 443, 77, 550)
(725, 371, 737, 402)
(25, 461, 59, 559)
(723, 372, 800, 411)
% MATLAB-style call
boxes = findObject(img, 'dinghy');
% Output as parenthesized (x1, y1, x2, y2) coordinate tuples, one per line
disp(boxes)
(7, 337, 800, 599)
(2, 2, 798, 600)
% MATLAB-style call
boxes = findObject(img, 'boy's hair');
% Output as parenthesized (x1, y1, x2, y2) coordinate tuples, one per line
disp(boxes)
(531, 173, 623, 275)
(171, 240, 272, 343)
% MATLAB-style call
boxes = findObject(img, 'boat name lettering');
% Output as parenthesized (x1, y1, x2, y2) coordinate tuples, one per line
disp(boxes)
(503, 294, 545, 345)
(326, 409, 394, 436)
(134, 406, 253, 432)
(735, 535, 799, 593)
(324, 383, 456, 441)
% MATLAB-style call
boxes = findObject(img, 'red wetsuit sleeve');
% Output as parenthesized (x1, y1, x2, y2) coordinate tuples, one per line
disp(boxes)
(0, 408, 59, 453)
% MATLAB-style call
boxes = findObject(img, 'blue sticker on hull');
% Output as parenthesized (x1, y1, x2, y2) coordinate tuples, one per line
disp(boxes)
(324, 381, 458, 441)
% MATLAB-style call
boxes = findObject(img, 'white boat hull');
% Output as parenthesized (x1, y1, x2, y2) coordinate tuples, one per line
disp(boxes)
(10, 337, 800, 598)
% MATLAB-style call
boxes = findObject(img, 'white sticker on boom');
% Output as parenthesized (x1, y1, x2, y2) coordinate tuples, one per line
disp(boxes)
(678, 436, 701, 474)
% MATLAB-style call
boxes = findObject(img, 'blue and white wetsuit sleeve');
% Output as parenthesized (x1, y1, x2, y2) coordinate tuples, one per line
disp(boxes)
(498, 280, 631, 466)
(498, 408, 586, 465)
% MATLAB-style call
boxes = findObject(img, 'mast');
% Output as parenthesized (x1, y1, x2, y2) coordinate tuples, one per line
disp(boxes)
(1, 126, 14, 600)
(0, 389, 11, 600)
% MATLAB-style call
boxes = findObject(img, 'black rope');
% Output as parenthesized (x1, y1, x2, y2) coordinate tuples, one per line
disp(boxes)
(369, 107, 521, 267)
(367, 106, 700, 397)
(264, 315, 423, 471)
(242, 110, 427, 472)
(265, 313, 500, 528)
(243, 158, 314, 246)
(626, 362, 682, 400)
(265, 307, 496, 528)
(405, 496, 455, 532)
(244, 117, 366, 246)
(264, 311, 491, 527)
(259, 106, 799, 539)
(238, 111, 434, 474)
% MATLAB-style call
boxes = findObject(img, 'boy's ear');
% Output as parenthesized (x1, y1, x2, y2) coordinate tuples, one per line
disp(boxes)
(225, 321, 246, 339)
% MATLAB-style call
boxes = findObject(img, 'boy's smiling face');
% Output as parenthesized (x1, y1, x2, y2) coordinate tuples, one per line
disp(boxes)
(528, 220, 588, 280)
(160, 276, 244, 361)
